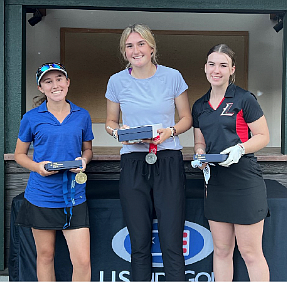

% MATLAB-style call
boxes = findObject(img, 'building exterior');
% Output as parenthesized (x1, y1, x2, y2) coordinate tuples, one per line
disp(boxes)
(1, 0, 287, 271)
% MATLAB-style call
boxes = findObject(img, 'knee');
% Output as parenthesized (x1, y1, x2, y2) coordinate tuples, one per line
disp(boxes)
(238, 246, 260, 265)
(213, 244, 234, 260)
(37, 248, 55, 265)
(73, 255, 91, 270)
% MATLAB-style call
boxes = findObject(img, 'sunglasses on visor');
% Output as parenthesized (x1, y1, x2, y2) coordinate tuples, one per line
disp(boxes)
(36, 63, 67, 85)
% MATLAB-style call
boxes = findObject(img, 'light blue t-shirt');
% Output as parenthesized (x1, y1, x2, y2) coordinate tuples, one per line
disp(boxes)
(105, 65, 188, 154)
(18, 100, 94, 208)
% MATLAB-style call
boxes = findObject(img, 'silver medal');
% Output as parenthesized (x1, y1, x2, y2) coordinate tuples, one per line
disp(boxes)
(145, 152, 157, 164)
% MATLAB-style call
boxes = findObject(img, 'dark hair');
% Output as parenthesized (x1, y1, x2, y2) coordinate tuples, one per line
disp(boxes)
(33, 62, 68, 107)
(32, 95, 47, 108)
(207, 44, 236, 83)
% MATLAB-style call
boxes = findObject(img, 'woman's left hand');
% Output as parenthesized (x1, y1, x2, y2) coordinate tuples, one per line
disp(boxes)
(219, 144, 245, 167)
(148, 128, 172, 145)
(70, 157, 87, 173)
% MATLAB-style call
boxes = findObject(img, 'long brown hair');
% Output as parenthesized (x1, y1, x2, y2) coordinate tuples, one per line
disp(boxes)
(32, 95, 47, 108)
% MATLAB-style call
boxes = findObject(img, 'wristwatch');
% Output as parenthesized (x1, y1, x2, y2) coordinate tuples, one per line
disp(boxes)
(169, 126, 176, 138)
(106, 126, 118, 140)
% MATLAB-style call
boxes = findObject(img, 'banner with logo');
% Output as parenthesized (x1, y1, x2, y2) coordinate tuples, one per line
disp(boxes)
(9, 179, 287, 281)
(53, 198, 215, 281)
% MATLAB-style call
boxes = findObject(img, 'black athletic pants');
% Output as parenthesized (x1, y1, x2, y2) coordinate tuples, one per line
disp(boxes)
(119, 150, 186, 281)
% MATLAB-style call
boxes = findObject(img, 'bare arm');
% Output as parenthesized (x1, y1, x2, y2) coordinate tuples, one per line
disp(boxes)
(155, 91, 193, 145)
(242, 115, 270, 153)
(219, 115, 269, 167)
(174, 91, 193, 134)
(14, 138, 56, 177)
(81, 141, 93, 164)
(71, 140, 93, 173)
(193, 127, 206, 154)
(105, 99, 121, 137)
(105, 99, 134, 145)
(194, 116, 269, 155)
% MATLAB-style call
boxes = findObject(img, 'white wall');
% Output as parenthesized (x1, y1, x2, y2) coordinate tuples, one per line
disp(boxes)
(26, 9, 283, 147)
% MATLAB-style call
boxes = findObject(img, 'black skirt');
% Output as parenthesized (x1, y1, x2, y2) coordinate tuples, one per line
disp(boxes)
(204, 156, 269, 225)
(15, 198, 89, 230)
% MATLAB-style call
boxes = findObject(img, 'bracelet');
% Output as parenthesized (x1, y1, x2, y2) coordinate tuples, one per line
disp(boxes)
(107, 126, 118, 140)
(112, 129, 118, 140)
(237, 143, 245, 155)
(169, 126, 176, 138)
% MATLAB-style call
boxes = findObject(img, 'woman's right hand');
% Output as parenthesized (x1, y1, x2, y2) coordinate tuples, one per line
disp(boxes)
(37, 161, 59, 177)
(194, 149, 207, 170)
(120, 125, 131, 145)
(120, 125, 151, 145)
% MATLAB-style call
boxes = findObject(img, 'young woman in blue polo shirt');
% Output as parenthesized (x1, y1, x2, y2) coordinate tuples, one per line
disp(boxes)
(14, 63, 94, 281)
(192, 44, 270, 281)
(105, 24, 192, 281)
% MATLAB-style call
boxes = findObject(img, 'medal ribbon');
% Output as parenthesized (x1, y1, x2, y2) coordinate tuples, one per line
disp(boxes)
(149, 135, 160, 154)
(62, 170, 76, 229)
(146, 136, 160, 179)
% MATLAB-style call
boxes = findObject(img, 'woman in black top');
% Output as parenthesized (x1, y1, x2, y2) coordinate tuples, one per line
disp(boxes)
(192, 44, 270, 281)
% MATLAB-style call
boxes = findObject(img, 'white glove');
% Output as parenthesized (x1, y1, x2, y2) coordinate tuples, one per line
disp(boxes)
(219, 144, 245, 167)
(191, 159, 202, 169)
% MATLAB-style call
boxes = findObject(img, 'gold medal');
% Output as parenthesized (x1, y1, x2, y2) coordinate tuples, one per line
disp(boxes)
(75, 171, 87, 184)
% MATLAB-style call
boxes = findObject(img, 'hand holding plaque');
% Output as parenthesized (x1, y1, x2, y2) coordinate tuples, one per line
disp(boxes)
(118, 123, 162, 142)
(44, 160, 83, 171)
(44, 160, 88, 184)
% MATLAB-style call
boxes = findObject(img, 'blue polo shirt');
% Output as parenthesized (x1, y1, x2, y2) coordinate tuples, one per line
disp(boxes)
(192, 84, 263, 154)
(18, 100, 94, 208)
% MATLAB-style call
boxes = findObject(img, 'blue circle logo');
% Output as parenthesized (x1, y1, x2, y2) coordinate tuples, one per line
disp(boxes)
(112, 220, 213, 267)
